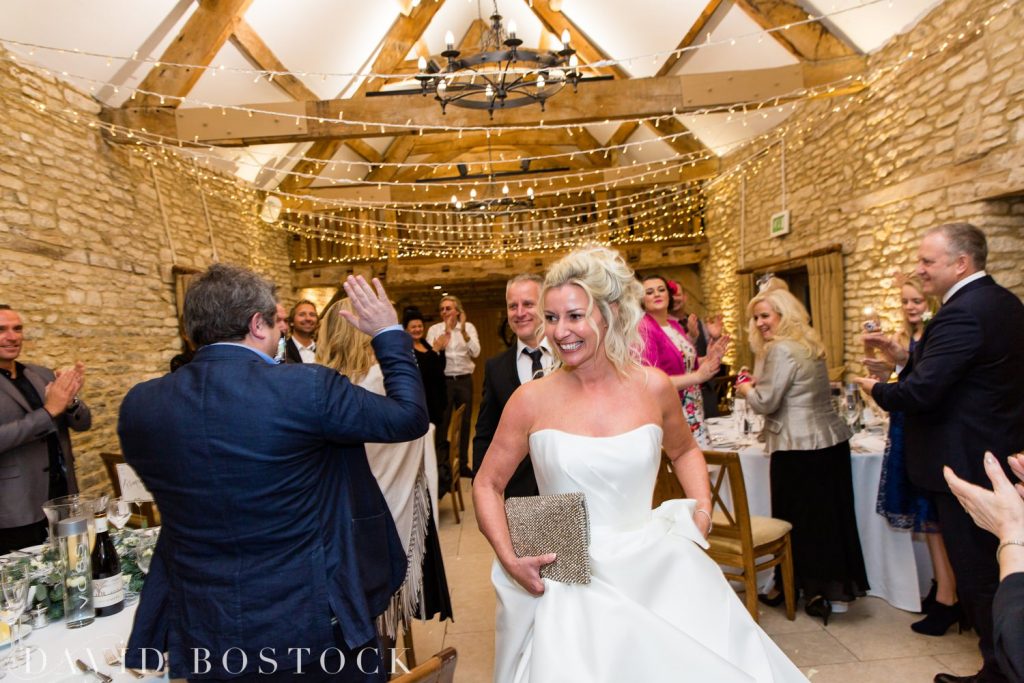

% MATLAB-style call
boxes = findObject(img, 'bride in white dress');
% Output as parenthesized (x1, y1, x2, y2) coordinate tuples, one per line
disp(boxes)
(473, 246, 807, 683)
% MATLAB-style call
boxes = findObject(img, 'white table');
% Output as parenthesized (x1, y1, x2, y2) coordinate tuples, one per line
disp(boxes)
(705, 417, 933, 612)
(3, 602, 166, 681)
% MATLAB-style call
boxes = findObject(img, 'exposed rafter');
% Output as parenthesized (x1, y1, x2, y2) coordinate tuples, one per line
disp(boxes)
(732, 0, 859, 61)
(606, 0, 725, 154)
(104, 60, 866, 146)
(278, 0, 447, 193)
(230, 19, 382, 164)
(528, 0, 711, 158)
(129, 0, 254, 109)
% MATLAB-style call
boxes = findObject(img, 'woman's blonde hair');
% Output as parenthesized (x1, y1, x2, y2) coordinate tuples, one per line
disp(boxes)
(315, 299, 376, 383)
(746, 288, 825, 360)
(897, 275, 939, 345)
(542, 245, 644, 374)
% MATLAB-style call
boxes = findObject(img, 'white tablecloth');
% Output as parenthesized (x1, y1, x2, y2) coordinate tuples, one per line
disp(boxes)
(3, 603, 166, 681)
(705, 418, 932, 612)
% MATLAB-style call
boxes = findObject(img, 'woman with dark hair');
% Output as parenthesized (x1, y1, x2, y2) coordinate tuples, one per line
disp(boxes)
(404, 306, 452, 496)
(638, 274, 727, 447)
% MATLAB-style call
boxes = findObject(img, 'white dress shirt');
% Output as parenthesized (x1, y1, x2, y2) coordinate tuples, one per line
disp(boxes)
(426, 321, 481, 376)
(515, 337, 555, 385)
(295, 339, 316, 364)
(942, 270, 987, 304)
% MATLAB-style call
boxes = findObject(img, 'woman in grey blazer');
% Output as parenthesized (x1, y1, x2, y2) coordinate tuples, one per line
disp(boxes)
(735, 288, 868, 624)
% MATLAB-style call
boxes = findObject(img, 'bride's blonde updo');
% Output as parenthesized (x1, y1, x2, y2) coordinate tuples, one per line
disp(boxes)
(543, 245, 644, 374)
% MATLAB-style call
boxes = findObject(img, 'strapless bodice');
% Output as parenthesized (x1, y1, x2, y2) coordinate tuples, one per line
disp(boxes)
(528, 424, 662, 531)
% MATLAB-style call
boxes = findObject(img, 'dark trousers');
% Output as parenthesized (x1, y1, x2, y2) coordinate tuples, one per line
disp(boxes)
(442, 374, 474, 474)
(933, 492, 1008, 682)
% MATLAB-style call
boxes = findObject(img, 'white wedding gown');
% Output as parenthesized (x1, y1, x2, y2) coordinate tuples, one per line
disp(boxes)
(492, 424, 807, 682)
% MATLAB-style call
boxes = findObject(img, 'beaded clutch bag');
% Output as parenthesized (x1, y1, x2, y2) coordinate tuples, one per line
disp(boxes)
(504, 492, 591, 584)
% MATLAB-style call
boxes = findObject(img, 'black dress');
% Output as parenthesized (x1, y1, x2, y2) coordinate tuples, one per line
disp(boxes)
(413, 345, 447, 430)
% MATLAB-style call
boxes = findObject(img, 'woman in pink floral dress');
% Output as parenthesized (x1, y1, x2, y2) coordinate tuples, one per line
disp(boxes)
(638, 275, 727, 446)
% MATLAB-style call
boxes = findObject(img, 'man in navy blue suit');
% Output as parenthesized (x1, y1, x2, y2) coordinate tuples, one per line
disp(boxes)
(857, 224, 1024, 683)
(119, 264, 429, 682)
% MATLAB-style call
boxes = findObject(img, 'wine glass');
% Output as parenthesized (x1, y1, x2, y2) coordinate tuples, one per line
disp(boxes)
(135, 533, 158, 575)
(107, 498, 132, 530)
(0, 560, 33, 670)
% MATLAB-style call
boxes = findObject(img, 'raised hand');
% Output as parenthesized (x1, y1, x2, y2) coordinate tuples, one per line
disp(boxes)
(339, 276, 398, 335)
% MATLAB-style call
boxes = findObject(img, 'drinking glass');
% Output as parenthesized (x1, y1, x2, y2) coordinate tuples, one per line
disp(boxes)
(106, 498, 132, 530)
(0, 560, 33, 670)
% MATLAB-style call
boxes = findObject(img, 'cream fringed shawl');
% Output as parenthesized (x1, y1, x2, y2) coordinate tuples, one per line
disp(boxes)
(357, 364, 438, 638)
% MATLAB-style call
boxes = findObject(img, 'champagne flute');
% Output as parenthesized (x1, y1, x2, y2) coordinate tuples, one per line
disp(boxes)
(0, 560, 33, 670)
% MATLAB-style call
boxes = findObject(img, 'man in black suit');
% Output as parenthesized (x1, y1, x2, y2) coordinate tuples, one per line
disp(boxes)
(472, 274, 552, 498)
(856, 223, 1024, 683)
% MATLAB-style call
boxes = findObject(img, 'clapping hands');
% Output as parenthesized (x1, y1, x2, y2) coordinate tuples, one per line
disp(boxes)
(45, 361, 85, 417)
(944, 453, 1024, 546)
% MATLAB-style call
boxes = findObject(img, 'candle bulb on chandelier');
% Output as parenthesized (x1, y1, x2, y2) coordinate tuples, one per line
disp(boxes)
(560, 29, 571, 50)
(445, 31, 455, 51)
(417, 56, 427, 73)
(508, 21, 517, 39)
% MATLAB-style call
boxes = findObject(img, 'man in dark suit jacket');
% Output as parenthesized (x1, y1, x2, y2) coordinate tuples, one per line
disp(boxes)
(473, 274, 552, 498)
(857, 223, 1024, 683)
(0, 305, 90, 554)
(119, 265, 428, 682)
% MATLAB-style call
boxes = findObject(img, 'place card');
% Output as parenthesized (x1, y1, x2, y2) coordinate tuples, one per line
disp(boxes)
(116, 463, 154, 502)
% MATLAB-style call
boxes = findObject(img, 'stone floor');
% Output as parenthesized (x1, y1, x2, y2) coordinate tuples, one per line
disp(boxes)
(403, 479, 984, 682)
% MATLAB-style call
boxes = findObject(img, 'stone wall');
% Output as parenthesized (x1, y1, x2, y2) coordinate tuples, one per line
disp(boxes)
(702, 0, 1024, 372)
(0, 52, 293, 495)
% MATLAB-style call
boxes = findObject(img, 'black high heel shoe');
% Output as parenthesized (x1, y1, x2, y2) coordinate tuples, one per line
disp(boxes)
(911, 601, 966, 636)
(804, 595, 833, 626)
(758, 592, 785, 607)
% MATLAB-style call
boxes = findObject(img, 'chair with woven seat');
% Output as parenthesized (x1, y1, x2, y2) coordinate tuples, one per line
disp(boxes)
(652, 450, 796, 622)
(703, 449, 796, 622)
(392, 647, 457, 683)
(446, 404, 467, 523)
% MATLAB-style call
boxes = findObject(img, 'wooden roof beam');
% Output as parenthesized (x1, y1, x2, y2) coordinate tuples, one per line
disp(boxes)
(732, 0, 859, 61)
(104, 60, 865, 146)
(279, 0, 447, 193)
(129, 0, 254, 109)
(230, 20, 382, 164)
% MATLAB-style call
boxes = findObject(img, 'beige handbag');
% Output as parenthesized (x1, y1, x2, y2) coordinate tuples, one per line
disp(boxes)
(504, 492, 591, 584)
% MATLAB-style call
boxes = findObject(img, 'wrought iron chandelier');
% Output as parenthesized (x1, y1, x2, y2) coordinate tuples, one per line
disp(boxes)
(449, 138, 536, 215)
(417, 1, 581, 118)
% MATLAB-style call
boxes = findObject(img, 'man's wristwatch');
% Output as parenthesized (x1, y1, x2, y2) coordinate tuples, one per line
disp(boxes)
(68, 396, 81, 411)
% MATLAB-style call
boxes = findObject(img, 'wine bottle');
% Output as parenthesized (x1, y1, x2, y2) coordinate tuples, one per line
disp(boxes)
(90, 513, 125, 617)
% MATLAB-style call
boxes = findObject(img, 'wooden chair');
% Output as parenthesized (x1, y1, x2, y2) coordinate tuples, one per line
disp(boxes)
(703, 450, 796, 622)
(99, 452, 160, 528)
(446, 405, 467, 523)
(392, 647, 457, 683)
(827, 364, 847, 383)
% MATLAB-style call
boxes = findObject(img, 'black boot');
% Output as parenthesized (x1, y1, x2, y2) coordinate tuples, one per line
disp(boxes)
(912, 601, 966, 636)
(920, 579, 937, 614)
